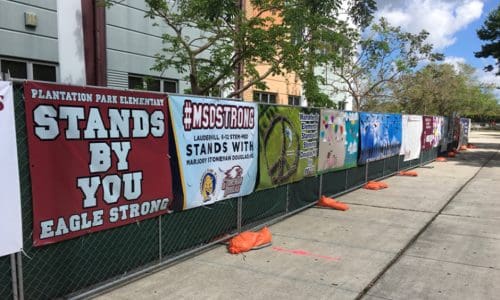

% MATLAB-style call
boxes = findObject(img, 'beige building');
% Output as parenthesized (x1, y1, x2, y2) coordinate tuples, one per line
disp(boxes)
(240, 1, 303, 106)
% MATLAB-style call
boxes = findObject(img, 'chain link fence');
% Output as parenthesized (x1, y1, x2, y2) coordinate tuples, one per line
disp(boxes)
(6, 84, 443, 299)
(0, 256, 13, 299)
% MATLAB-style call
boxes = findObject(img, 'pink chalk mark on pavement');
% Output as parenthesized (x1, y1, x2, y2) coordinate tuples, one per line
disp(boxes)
(272, 246, 340, 262)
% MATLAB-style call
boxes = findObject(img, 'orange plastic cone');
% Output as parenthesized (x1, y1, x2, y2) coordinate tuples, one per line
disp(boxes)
(317, 195, 349, 211)
(228, 227, 272, 254)
(364, 181, 388, 190)
(398, 170, 418, 177)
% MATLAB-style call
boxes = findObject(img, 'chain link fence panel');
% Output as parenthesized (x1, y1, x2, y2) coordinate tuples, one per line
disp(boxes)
(14, 86, 161, 299)
(367, 159, 385, 181)
(8, 83, 446, 298)
(287, 176, 320, 212)
(241, 186, 287, 230)
(346, 164, 367, 189)
(384, 156, 399, 176)
(322, 169, 348, 197)
(160, 198, 238, 258)
(0, 256, 13, 300)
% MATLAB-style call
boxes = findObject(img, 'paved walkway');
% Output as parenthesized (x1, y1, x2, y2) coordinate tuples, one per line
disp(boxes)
(94, 131, 500, 300)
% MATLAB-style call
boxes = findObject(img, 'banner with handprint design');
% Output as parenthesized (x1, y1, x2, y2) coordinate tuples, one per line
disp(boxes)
(317, 110, 359, 172)
(358, 113, 402, 164)
(168, 95, 258, 209)
(257, 105, 319, 190)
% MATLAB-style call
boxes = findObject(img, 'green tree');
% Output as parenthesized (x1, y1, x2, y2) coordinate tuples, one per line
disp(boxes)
(475, 4, 500, 75)
(106, 0, 376, 100)
(391, 63, 499, 118)
(281, 0, 376, 107)
(330, 18, 443, 111)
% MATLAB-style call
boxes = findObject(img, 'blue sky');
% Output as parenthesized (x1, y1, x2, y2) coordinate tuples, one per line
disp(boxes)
(376, 0, 499, 96)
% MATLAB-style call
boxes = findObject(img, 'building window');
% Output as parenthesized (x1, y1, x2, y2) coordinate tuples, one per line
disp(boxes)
(33, 64, 57, 82)
(253, 91, 277, 104)
(128, 74, 178, 93)
(0, 58, 57, 82)
(288, 95, 301, 106)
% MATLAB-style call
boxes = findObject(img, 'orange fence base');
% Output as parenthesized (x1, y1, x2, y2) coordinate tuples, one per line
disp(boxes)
(364, 181, 388, 190)
(398, 170, 418, 177)
(317, 196, 349, 211)
(228, 227, 272, 254)
(436, 157, 448, 162)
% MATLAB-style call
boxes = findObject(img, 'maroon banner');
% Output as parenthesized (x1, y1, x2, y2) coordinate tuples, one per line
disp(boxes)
(24, 82, 173, 246)
(421, 116, 434, 150)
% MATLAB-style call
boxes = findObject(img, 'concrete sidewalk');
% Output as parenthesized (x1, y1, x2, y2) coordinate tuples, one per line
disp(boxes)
(95, 131, 500, 300)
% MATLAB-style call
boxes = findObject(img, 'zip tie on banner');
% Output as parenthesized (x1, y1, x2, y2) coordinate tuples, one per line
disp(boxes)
(22, 249, 33, 260)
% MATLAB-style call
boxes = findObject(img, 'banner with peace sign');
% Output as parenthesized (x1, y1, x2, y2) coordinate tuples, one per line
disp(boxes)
(257, 105, 320, 190)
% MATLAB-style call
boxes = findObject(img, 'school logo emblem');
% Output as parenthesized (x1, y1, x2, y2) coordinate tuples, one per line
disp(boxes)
(200, 170, 217, 202)
(221, 165, 244, 197)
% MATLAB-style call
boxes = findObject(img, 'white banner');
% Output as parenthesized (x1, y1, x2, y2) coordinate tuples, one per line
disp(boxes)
(400, 115, 423, 161)
(0, 81, 23, 257)
(169, 95, 258, 209)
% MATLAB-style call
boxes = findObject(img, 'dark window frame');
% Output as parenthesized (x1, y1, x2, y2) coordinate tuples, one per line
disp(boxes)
(128, 74, 178, 93)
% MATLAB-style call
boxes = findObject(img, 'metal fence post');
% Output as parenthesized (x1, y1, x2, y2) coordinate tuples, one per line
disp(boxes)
(365, 161, 369, 183)
(158, 216, 162, 261)
(397, 155, 401, 171)
(16, 253, 23, 300)
(345, 169, 349, 190)
(237, 197, 242, 233)
(10, 254, 18, 300)
(318, 174, 323, 200)
(285, 184, 289, 214)
(383, 157, 386, 176)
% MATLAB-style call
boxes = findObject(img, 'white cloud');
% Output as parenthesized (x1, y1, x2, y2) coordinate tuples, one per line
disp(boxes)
(376, 0, 484, 50)
(443, 56, 467, 71)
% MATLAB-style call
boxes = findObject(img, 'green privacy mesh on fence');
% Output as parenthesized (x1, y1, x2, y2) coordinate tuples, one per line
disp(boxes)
(346, 164, 367, 189)
(8, 85, 442, 299)
(322, 169, 348, 196)
(367, 159, 385, 181)
(161, 197, 238, 258)
(242, 186, 287, 230)
(288, 176, 320, 212)
(0, 256, 12, 300)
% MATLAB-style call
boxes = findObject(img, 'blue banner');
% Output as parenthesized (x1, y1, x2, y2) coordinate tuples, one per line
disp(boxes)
(359, 113, 402, 164)
(168, 95, 258, 209)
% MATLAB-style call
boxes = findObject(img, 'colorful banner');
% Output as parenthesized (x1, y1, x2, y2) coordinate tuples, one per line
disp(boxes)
(318, 110, 358, 172)
(421, 116, 434, 150)
(432, 116, 444, 148)
(459, 118, 470, 147)
(400, 115, 423, 161)
(0, 81, 23, 256)
(169, 95, 258, 209)
(258, 105, 319, 190)
(440, 116, 449, 152)
(358, 113, 402, 164)
(24, 82, 173, 246)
